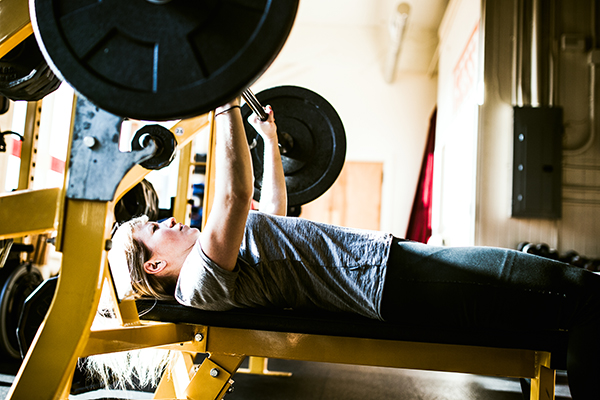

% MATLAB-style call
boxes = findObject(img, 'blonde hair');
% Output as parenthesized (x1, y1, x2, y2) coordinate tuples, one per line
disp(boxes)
(84, 216, 175, 390)
(108, 215, 173, 300)
(81, 348, 172, 391)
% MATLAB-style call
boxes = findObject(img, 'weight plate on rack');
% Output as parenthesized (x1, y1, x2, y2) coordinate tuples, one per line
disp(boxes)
(131, 124, 177, 170)
(30, 0, 299, 121)
(0, 35, 61, 102)
(242, 85, 346, 207)
(17, 276, 57, 358)
(0, 262, 43, 359)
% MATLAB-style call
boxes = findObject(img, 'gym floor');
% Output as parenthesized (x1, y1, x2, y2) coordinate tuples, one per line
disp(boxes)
(1, 357, 572, 400)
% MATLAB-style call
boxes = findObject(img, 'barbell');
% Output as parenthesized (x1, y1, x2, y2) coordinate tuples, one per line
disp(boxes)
(27, 0, 346, 207)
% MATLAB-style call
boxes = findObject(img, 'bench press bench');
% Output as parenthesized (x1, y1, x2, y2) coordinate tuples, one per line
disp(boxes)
(133, 298, 567, 400)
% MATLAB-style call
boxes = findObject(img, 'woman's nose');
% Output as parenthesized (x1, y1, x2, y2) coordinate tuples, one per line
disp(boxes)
(161, 217, 176, 227)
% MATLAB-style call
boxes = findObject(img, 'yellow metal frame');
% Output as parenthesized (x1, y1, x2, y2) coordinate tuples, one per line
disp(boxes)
(0, 0, 32, 59)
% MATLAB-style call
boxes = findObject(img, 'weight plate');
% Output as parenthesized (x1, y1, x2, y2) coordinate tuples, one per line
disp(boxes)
(114, 179, 159, 223)
(131, 124, 177, 170)
(0, 262, 43, 359)
(17, 276, 57, 358)
(242, 86, 346, 207)
(30, 0, 299, 121)
(0, 35, 61, 102)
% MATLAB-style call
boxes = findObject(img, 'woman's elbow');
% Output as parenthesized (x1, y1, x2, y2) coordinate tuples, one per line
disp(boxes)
(223, 189, 253, 210)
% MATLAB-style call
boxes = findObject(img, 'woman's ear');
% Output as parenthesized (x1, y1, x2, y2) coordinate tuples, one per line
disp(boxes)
(143, 259, 168, 276)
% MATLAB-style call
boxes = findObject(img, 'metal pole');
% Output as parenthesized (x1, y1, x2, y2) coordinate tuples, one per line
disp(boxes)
(242, 89, 269, 121)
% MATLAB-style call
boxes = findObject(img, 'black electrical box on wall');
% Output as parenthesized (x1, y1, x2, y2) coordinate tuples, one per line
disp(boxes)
(511, 106, 563, 218)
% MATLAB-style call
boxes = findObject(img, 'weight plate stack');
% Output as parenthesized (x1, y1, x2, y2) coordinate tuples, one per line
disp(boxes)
(242, 86, 347, 207)
(30, 0, 299, 121)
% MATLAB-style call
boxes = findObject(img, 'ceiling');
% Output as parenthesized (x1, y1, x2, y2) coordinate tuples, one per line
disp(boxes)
(295, 0, 449, 30)
(292, 0, 450, 74)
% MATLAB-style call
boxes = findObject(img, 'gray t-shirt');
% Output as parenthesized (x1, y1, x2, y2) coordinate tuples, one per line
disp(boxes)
(175, 211, 393, 320)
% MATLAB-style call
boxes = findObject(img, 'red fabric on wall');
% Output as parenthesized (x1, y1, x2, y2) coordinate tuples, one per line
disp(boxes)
(406, 107, 437, 243)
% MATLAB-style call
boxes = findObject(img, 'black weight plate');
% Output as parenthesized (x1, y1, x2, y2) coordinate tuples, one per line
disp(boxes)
(0, 262, 43, 359)
(17, 276, 57, 358)
(114, 179, 159, 223)
(242, 86, 346, 207)
(0, 35, 61, 102)
(0, 96, 8, 114)
(30, 0, 299, 121)
(131, 124, 177, 170)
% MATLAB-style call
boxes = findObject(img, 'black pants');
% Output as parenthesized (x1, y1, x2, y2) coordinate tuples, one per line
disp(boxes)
(380, 238, 600, 399)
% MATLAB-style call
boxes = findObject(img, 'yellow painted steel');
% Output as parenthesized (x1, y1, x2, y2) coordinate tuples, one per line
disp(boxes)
(154, 351, 201, 399)
(531, 365, 555, 400)
(201, 112, 216, 228)
(0, 0, 32, 58)
(54, 95, 78, 253)
(237, 356, 293, 377)
(205, 326, 550, 380)
(18, 101, 43, 191)
(530, 351, 555, 400)
(83, 322, 197, 357)
(173, 141, 193, 224)
(153, 359, 179, 399)
(185, 354, 245, 400)
(8, 199, 112, 400)
(0, 188, 60, 239)
(186, 358, 231, 400)
(173, 352, 196, 398)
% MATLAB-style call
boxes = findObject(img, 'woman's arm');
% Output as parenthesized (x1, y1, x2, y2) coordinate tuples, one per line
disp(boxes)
(248, 105, 288, 216)
(200, 99, 254, 272)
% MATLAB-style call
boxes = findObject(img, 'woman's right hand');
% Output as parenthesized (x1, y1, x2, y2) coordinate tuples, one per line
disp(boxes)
(248, 105, 277, 143)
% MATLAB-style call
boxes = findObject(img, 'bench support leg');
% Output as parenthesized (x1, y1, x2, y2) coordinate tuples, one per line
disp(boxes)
(530, 365, 555, 400)
(175, 353, 245, 400)
(237, 357, 293, 377)
(154, 352, 195, 399)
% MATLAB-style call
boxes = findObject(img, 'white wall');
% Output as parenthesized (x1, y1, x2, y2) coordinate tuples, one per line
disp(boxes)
(431, 0, 481, 246)
(252, 2, 438, 236)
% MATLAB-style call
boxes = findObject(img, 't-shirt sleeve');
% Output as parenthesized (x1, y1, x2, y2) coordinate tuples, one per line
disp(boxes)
(174, 241, 239, 311)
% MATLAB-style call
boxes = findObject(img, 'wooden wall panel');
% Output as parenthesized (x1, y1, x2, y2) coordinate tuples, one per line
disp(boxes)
(300, 161, 383, 230)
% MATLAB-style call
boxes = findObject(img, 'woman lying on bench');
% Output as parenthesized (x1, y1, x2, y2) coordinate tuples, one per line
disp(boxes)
(110, 97, 600, 399)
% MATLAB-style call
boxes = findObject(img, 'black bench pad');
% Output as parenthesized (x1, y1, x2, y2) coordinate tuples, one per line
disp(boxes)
(136, 299, 569, 370)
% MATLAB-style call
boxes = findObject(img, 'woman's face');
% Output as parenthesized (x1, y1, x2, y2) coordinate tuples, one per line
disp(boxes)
(135, 217, 200, 264)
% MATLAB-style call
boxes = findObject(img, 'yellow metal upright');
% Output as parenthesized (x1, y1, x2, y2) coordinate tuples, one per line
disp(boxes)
(201, 112, 216, 227)
(8, 199, 112, 399)
(0, 0, 32, 58)
(173, 141, 193, 224)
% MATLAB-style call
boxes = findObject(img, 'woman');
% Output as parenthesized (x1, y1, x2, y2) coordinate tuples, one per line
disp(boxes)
(110, 98, 600, 398)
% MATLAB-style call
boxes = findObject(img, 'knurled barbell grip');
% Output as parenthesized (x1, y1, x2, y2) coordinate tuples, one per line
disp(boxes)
(242, 89, 269, 121)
